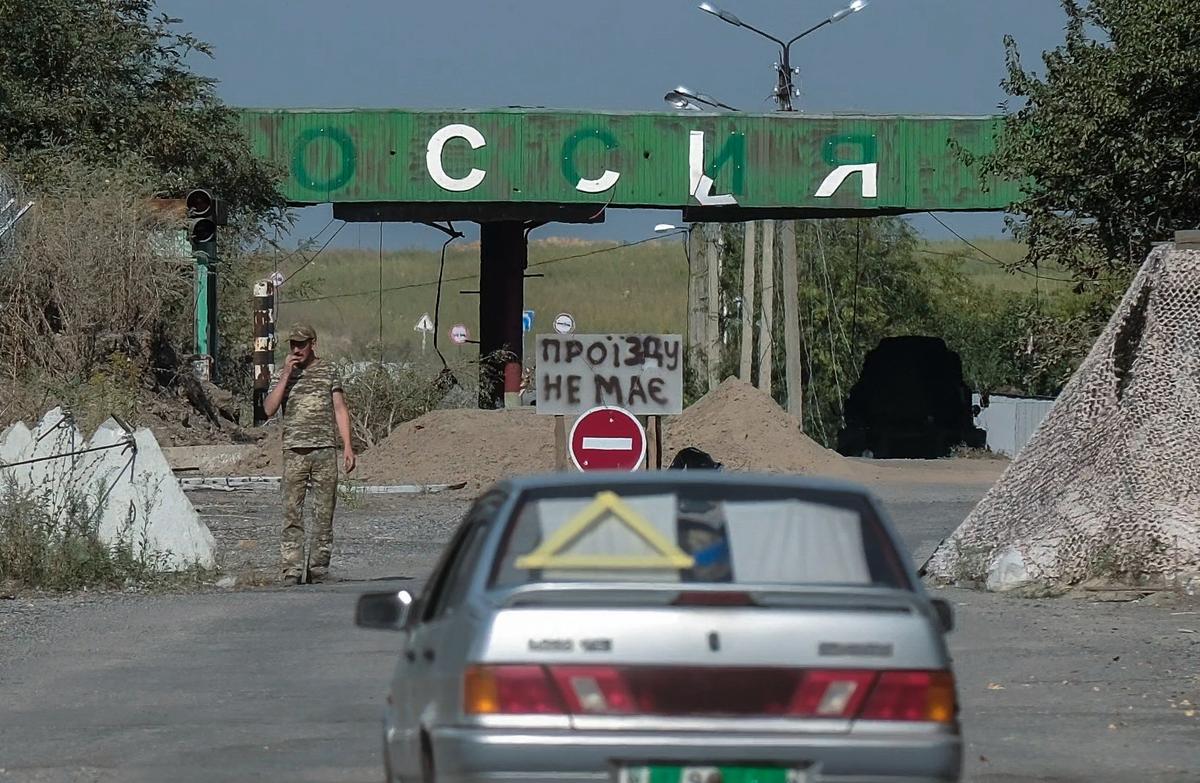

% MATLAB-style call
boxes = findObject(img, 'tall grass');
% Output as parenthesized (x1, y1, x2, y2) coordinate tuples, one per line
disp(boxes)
(276, 238, 689, 364)
(0, 477, 183, 591)
(276, 235, 1058, 363)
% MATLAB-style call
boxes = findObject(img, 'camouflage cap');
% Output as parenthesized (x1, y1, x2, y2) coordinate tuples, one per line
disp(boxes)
(287, 323, 317, 343)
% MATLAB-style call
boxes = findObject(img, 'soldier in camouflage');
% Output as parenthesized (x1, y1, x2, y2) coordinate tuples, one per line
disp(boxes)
(263, 324, 356, 584)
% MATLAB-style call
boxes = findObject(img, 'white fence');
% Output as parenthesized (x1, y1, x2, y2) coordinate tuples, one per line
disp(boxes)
(972, 393, 1056, 458)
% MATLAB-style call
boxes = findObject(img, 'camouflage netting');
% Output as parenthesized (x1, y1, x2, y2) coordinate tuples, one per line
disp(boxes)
(924, 244, 1200, 590)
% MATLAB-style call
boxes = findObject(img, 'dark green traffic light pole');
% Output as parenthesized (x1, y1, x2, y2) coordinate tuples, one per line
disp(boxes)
(187, 189, 223, 383)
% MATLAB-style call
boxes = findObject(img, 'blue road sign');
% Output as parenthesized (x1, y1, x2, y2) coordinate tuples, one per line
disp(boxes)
(522, 310, 535, 333)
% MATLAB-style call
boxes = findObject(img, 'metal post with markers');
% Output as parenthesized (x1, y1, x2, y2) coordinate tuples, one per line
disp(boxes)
(251, 278, 277, 425)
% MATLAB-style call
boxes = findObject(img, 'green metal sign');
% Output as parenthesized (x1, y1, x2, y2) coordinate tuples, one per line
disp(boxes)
(239, 108, 1015, 214)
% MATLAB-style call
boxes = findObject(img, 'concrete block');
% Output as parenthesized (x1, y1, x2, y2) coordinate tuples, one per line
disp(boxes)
(88, 418, 216, 570)
(162, 444, 256, 474)
(0, 421, 33, 470)
(14, 407, 87, 508)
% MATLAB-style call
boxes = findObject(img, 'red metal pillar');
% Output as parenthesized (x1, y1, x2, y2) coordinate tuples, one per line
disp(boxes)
(478, 221, 526, 409)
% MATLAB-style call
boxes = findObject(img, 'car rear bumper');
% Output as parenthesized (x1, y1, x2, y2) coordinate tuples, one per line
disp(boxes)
(428, 726, 962, 783)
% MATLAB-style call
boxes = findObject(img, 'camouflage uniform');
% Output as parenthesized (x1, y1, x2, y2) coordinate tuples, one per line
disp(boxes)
(272, 357, 344, 580)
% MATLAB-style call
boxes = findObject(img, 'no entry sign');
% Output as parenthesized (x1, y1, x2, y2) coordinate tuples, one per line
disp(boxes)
(569, 406, 646, 472)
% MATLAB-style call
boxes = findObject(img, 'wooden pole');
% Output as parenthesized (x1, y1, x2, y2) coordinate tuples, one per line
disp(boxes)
(738, 221, 757, 383)
(687, 224, 708, 391)
(705, 225, 721, 391)
(780, 220, 803, 422)
(757, 220, 775, 394)
(654, 415, 664, 469)
(554, 415, 567, 471)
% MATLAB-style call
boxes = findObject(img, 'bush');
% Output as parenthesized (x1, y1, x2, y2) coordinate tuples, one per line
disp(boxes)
(0, 477, 176, 591)
(338, 360, 473, 448)
(0, 162, 192, 388)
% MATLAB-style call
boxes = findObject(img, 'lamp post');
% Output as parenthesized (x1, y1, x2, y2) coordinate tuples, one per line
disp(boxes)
(697, 0, 868, 111)
(663, 86, 739, 113)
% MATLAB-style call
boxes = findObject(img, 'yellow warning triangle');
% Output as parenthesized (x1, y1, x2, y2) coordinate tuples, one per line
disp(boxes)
(515, 491, 695, 570)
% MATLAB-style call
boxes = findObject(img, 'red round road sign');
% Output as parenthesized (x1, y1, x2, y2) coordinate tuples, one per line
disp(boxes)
(569, 406, 646, 472)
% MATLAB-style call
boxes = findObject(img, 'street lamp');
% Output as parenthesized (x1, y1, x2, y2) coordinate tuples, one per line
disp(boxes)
(697, 0, 869, 111)
(663, 86, 739, 112)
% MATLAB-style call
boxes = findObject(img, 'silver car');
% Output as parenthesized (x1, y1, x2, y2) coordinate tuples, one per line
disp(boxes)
(356, 472, 960, 783)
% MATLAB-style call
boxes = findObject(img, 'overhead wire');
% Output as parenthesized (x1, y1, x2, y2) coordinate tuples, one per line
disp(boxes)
(280, 231, 686, 305)
(814, 224, 845, 433)
(922, 212, 1082, 283)
(270, 216, 336, 271)
(429, 222, 463, 370)
(282, 221, 347, 284)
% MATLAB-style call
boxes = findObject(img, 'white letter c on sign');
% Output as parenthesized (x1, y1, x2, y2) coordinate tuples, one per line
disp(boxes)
(426, 124, 487, 192)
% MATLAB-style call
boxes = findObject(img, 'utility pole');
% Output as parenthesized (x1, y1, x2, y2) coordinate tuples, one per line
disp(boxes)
(687, 223, 709, 392)
(739, 221, 757, 382)
(706, 225, 722, 390)
(780, 220, 803, 421)
(757, 220, 775, 394)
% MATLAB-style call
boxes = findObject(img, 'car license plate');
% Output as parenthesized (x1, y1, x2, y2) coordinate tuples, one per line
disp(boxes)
(617, 765, 809, 783)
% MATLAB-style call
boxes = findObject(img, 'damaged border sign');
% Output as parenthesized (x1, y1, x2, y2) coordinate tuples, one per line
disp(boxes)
(536, 334, 683, 416)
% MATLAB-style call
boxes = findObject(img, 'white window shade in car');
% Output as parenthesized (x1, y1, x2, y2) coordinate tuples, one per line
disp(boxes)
(723, 501, 871, 584)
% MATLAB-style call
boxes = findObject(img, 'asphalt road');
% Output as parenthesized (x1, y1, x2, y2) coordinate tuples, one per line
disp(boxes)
(1, 483, 1197, 783)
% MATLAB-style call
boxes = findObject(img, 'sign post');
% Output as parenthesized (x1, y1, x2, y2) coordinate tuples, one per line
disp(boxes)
(414, 312, 434, 352)
(536, 334, 683, 471)
(569, 406, 647, 472)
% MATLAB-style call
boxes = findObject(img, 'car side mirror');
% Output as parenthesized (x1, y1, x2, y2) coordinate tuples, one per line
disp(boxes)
(355, 589, 414, 631)
(931, 598, 954, 633)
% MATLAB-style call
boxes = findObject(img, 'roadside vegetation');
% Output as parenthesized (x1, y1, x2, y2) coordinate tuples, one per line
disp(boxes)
(284, 225, 1121, 448)
(0, 478, 209, 593)
(0, 2, 281, 590)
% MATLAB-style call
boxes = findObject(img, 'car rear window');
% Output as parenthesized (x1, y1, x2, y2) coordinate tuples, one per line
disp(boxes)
(491, 485, 908, 589)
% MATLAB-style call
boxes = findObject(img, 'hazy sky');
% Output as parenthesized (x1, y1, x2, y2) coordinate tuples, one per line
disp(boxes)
(164, 0, 1068, 249)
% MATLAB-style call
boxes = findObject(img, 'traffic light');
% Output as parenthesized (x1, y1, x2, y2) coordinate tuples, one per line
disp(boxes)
(186, 189, 226, 382)
(185, 188, 226, 249)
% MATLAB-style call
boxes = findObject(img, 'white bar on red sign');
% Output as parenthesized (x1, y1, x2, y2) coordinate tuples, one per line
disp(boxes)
(582, 437, 634, 450)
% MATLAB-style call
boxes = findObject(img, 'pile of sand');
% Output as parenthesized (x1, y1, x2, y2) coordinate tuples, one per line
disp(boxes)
(356, 407, 556, 489)
(353, 378, 849, 487)
(218, 429, 283, 476)
(664, 378, 848, 475)
(214, 377, 1005, 489)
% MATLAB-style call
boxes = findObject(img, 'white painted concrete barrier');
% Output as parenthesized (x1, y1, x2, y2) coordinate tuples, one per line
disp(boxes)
(0, 410, 215, 570)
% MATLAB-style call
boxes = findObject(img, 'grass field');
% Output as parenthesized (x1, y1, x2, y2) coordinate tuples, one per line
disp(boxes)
(275, 234, 1057, 362)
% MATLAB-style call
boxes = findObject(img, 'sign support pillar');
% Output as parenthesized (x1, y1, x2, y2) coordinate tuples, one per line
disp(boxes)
(478, 221, 526, 408)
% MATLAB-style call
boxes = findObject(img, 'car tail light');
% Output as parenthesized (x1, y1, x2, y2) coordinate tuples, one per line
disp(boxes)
(859, 670, 957, 723)
(549, 666, 636, 714)
(463, 665, 565, 715)
(462, 665, 956, 722)
(789, 670, 876, 717)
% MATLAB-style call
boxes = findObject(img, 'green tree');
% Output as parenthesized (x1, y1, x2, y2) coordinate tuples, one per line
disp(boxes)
(0, 1, 286, 393)
(0, 0, 282, 219)
(971, 0, 1200, 277)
